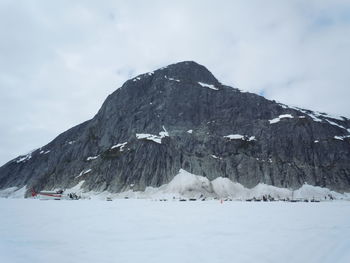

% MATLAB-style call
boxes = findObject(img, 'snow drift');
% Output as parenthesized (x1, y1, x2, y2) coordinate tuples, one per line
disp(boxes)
(1, 169, 349, 201)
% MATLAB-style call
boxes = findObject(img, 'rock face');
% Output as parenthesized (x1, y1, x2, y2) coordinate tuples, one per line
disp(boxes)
(1, 61, 350, 196)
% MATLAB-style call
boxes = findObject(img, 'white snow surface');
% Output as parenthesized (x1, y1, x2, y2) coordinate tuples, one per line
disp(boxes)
(159, 125, 169, 137)
(1, 169, 349, 201)
(164, 169, 213, 196)
(224, 134, 256, 141)
(111, 142, 127, 151)
(65, 181, 86, 194)
(117, 170, 348, 201)
(168, 77, 180, 82)
(247, 136, 256, 141)
(211, 177, 247, 198)
(306, 112, 323, 122)
(136, 133, 162, 144)
(86, 155, 99, 161)
(318, 111, 346, 121)
(278, 104, 333, 122)
(211, 154, 221, 159)
(0, 186, 27, 198)
(76, 169, 92, 179)
(1, 171, 350, 262)
(197, 81, 219, 90)
(136, 126, 169, 144)
(15, 154, 32, 163)
(269, 114, 294, 124)
(224, 134, 244, 140)
(333, 135, 350, 141)
(272, 102, 348, 127)
(326, 119, 347, 130)
(1, 198, 350, 263)
(15, 149, 37, 163)
(67, 169, 349, 201)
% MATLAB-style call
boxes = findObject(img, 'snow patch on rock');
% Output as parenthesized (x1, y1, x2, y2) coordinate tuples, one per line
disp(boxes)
(277, 103, 347, 124)
(326, 120, 347, 130)
(224, 134, 256, 141)
(159, 126, 169, 137)
(334, 135, 350, 141)
(136, 126, 169, 144)
(76, 169, 92, 179)
(86, 155, 99, 161)
(16, 154, 32, 163)
(197, 82, 218, 90)
(224, 134, 244, 140)
(15, 149, 38, 163)
(318, 112, 346, 122)
(111, 142, 128, 151)
(168, 77, 180, 82)
(269, 114, 294, 124)
(136, 134, 162, 144)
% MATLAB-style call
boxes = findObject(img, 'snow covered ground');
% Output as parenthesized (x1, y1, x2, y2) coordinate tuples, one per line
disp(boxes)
(1, 199, 350, 263)
(2, 169, 350, 201)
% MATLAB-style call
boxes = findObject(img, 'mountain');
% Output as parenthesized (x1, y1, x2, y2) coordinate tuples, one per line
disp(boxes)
(1, 61, 350, 197)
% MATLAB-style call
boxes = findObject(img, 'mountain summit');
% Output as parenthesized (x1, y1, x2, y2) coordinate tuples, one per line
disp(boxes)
(1, 61, 350, 196)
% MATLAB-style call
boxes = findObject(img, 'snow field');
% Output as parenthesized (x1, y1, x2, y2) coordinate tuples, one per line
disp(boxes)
(0, 199, 349, 263)
(2, 168, 349, 201)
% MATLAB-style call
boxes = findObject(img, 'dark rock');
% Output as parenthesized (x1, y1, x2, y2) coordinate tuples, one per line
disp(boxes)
(1, 61, 350, 197)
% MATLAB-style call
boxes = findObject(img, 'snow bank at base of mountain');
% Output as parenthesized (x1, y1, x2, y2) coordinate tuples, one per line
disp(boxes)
(65, 181, 86, 194)
(0, 186, 27, 198)
(294, 184, 345, 199)
(165, 169, 214, 196)
(1, 169, 349, 200)
(83, 169, 350, 201)
(249, 183, 292, 199)
(211, 177, 248, 198)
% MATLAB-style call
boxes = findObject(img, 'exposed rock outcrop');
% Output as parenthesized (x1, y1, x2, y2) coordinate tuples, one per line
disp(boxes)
(1, 61, 350, 196)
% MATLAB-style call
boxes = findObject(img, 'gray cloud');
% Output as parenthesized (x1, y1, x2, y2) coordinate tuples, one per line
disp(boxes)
(1, 0, 350, 165)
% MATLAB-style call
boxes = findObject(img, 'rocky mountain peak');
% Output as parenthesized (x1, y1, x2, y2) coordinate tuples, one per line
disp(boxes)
(155, 61, 220, 85)
(0, 62, 350, 197)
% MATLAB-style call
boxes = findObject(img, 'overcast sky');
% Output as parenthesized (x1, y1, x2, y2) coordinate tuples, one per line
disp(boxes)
(1, 0, 350, 165)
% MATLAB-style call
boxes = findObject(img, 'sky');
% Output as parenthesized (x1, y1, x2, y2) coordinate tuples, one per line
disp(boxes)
(1, 0, 350, 166)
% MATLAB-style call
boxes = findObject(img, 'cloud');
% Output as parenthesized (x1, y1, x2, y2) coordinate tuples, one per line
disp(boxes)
(1, 0, 350, 165)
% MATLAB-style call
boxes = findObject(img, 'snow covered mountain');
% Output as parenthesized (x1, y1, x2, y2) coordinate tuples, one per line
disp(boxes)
(1, 61, 350, 197)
